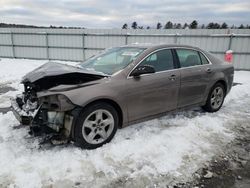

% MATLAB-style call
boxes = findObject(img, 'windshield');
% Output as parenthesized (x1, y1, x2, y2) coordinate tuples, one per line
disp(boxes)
(80, 47, 145, 75)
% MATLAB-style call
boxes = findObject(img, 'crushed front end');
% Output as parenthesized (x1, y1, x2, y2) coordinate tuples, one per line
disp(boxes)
(10, 62, 106, 144)
(11, 81, 78, 143)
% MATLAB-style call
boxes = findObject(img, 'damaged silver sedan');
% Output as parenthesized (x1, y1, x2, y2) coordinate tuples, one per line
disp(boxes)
(11, 44, 234, 149)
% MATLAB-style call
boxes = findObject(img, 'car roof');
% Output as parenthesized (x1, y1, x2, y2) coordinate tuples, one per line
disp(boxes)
(120, 43, 202, 51)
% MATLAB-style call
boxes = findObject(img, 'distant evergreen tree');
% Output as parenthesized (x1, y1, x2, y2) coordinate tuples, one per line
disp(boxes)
(175, 23, 182, 29)
(190, 20, 198, 29)
(206, 23, 213, 29)
(221, 22, 228, 29)
(183, 23, 189, 29)
(206, 22, 221, 29)
(122, 23, 128, 29)
(164, 21, 173, 29)
(131, 22, 138, 29)
(213, 23, 221, 29)
(146, 26, 151, 29)
(238, 24, 244, 29)
(156, 22, 162, 29)
(231, 25, 234, 29)
(201, 24, 205, 29)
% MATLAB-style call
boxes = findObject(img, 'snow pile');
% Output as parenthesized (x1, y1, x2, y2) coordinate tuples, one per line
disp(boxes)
(224, 71, 250, 104)
(0, 111, 235, 188)
(0, 58, 250, 187)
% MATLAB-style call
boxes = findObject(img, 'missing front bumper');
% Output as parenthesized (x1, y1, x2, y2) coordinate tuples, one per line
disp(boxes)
(11, 98, 34, 125)
(11, 97, 74, 139)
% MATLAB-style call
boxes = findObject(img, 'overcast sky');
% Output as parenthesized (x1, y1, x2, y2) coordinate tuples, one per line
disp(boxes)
(0, 0, 249, 28)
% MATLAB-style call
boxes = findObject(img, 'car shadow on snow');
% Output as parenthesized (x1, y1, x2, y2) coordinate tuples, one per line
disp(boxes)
(233, 82, 242, 86)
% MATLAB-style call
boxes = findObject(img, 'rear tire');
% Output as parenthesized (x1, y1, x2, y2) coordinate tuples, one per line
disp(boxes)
(202, 83, 225, 112)
(74, 102, 118, 149)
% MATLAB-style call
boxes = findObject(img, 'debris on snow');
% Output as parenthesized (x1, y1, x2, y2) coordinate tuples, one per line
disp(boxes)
(204, 171, 213, 179)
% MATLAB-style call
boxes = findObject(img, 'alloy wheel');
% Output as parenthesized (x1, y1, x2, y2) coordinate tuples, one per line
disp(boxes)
(210, 87, 224, 109)
(82, 109, 115, 144)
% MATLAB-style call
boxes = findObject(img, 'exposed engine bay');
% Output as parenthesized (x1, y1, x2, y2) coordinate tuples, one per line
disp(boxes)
(11, 62, 106, 144)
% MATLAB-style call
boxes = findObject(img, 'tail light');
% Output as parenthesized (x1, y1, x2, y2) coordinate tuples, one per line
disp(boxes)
(224, 50, 233, 63)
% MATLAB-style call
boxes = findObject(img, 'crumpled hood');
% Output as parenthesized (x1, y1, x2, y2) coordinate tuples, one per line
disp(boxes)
(22, 62, 106, 83)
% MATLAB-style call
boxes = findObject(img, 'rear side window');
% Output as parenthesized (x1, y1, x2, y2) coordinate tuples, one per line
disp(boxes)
(199, 52, 210, 64)
(140, 49, 174, 72)
(176, 49, 202, 68)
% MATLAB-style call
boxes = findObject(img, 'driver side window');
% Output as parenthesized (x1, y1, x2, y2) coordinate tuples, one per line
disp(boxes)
(140, 49, 174, 72)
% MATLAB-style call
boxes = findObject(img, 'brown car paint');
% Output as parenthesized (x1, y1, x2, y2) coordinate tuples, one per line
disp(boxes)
(37, 44, 234, 127)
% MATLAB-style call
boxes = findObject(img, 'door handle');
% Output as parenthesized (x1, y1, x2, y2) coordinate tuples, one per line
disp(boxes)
(206, 68, 212, 73)
(168, 74, 176, 81)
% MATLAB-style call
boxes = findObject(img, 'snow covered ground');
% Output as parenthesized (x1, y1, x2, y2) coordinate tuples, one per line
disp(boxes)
(0, 58, 249, 188)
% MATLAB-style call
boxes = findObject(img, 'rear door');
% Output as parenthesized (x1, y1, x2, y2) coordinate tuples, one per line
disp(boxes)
(126, 49, 180, 122)
(175, 48, 212, 108)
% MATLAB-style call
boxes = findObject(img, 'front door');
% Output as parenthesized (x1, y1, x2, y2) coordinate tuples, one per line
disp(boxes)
(125, 49, 180, 122)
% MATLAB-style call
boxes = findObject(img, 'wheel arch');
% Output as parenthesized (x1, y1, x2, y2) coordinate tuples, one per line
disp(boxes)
(214, 79, 227, 93)
(202, 78, 228, 106)
(202, 79, 227, 112)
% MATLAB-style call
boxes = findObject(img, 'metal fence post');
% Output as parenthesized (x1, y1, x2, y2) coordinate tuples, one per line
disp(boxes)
(45, 33, 49, 59)
(82, 33, 86, 60)
(10, 32, 15, 58)
(125, 33, 128, 45)
(228, 33, 234, 50)
(174, 33, 178, 44)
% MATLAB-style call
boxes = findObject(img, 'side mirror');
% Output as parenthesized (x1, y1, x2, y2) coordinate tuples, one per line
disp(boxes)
(130, 65, 155, 77)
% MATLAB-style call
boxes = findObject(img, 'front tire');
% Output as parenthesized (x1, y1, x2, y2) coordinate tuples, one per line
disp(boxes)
(74, 102, 118, 149)
(202, 83, 225, 112)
